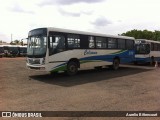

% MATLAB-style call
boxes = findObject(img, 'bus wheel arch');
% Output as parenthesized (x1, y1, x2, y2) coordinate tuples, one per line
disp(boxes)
(112, 57, 120, 70)
(67, 58, 80, 75)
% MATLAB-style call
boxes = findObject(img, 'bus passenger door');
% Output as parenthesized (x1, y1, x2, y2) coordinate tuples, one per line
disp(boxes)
(49, 35, 65, 56)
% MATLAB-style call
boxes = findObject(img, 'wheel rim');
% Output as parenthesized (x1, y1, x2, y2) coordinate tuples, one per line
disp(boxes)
(114, 60, 119, 69)
(69, 65, 77, 73)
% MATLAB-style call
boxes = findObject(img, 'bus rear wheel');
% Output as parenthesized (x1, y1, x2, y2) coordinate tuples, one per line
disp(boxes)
(150, 57, 155, 66)
(112, 58, 120, 70)
(67, 61, 78, 76)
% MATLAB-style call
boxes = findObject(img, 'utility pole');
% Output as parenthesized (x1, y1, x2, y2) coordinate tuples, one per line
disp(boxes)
(11, 34, 13, 43)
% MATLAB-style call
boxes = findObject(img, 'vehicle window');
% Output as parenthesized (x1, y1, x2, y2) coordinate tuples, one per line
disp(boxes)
(151, 43, 154, 51)
(118, 39, 125, 49)
(67, 34, 80, 48)
(108, 38, 117, 49)
(126, 40, 134, 49)
(49, 35, 65, 55)
(154, 43, 158, 51)
(88, 36, 95, 48)
(96, 37, 106, 48)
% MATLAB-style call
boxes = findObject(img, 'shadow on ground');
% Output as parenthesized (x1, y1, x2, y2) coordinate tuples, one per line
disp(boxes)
(29, 66, 153, 87)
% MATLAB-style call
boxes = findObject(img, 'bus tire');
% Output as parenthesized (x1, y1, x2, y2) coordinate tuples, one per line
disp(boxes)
(67, 61, 78, 76)
(112, 58, 120, 70)
(150, 57, 155, 65)
(95, 66, 102, 70)
(134, 61, 138, 65)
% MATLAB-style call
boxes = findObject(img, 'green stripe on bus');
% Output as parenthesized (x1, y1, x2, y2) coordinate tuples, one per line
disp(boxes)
(50, 60, 102, 72)
(111, 50, 127, 55)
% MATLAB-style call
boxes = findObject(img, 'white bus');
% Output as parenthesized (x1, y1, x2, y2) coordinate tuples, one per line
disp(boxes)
(26, 27, 135, 75)
(3, 45, 19, 57)
(135, 39, 160, 64)
(0, 45, 5, 57)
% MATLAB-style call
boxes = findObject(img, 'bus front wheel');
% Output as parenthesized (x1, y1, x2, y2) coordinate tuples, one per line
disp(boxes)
(112, 58, 120, 70)
(67, 61, 78, 76)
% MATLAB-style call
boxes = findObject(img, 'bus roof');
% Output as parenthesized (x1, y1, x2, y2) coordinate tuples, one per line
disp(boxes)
(32, 27, 135, 40)
(0, 45, 26, 47)
(19, 46, 27, 48)
(136, 39, 160, 44)
(2, 45, 19, 47)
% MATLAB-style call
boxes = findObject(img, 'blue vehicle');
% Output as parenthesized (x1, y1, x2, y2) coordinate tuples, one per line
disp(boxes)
(135, 39, 160, 64)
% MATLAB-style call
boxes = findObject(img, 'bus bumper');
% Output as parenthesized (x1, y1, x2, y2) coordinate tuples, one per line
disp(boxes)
(26, 63, 46, 71)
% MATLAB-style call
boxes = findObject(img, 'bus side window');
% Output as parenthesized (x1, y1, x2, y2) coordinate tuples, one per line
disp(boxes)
(49, 36, 54, 55)
(154, 43, 158, 51)
(146, 44, 150, 54)
(67, 34, 80, 49)
(118, 39, 125, 49)
(158, 44, 160, 51)
(151, 43, 154, 51)
(96, 37, 106, 49)
(126, 40, 134, 49)
(49, 36, 65, 55)
(88, 36, 95, 48)
(108, 38, 117, 49)
(55, 36, 65, 52)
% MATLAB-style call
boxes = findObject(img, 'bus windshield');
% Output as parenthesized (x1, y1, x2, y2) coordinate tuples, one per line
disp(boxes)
(27, 36, 47, 57)
(135, 44, 150, 54)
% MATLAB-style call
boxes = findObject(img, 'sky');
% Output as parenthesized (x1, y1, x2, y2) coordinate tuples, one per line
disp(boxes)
(0, 0, 160, 42)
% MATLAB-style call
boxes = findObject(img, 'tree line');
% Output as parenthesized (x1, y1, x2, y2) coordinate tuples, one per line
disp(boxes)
(10, 40, 23, 45)
(121, 29, 160, 41)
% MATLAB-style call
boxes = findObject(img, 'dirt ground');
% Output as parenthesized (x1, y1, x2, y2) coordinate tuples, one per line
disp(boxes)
(0, 58, 160, 120)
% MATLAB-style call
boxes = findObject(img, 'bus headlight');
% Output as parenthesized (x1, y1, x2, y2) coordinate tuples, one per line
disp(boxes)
(42, 58, 45, 64)
(26, 58, 29, 63)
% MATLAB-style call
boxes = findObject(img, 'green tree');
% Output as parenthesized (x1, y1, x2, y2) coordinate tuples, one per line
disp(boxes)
(10, 40, 21, 45)
(154, 31, 160, 41)
(121, 29, 160, 41)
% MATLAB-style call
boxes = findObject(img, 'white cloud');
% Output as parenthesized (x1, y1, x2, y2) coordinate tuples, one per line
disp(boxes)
(38, 0, 105, 6)
(0, 33, 10, 42)
(91, 16, 112, 27)
(58, 8, 81, 17)
(9, 3, 35, 14)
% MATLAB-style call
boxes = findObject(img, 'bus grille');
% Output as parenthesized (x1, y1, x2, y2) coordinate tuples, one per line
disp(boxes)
(28, 59, 40, 64)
